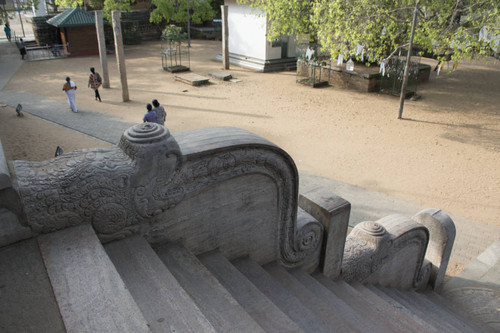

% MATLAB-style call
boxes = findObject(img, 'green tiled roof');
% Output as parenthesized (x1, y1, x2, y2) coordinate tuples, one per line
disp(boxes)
(47, 7, 95, 27)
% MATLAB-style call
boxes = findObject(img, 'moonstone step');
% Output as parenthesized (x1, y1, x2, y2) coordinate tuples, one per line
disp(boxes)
(105, 236, 216, 333)
(155, 243, 265, 332)
(38, 224, 151, 332)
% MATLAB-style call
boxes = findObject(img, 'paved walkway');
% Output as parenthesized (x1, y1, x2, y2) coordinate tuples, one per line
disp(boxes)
(1, 40, 499, 275)
(0, 90, 135, 144)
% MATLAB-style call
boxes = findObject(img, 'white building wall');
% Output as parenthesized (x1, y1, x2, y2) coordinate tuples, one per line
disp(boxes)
(226, 0, 268, 60)
(266, 40, 281, 60)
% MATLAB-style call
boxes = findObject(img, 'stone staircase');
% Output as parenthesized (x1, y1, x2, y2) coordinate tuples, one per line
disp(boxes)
(1, 125, 498, 332)
(2, 223, 492, 332)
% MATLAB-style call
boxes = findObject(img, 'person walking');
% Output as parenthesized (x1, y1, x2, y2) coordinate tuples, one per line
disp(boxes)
(88, 67, 102, 102)
(4, 24, 11, 41)
(19, 38, 27, 60)
(142, 103, 157, 123)
(152, 99, 166, 126)
(62, 76, 78, 113)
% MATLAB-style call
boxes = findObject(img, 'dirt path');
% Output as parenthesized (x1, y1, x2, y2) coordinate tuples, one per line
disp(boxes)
(1, 39, 499, 226)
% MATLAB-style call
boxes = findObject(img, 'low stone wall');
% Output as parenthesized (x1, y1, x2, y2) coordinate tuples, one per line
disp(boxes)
(297, 61, 431, 92)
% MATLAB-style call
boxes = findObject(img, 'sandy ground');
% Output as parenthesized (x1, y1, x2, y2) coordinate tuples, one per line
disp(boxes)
(0, 39, 499, 228)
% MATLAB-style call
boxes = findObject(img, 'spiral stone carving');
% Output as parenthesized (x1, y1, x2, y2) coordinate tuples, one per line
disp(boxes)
(342, 215, 429, 288)
(123, 123, 170, 144)
(359, 221, 387, 236)
(296, 222, 323, 252)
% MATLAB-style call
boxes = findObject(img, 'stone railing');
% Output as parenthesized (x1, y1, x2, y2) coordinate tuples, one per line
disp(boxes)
(11, 124, 323, 268)
(339, 210, 455, 291)
(3, 125, 455, 290)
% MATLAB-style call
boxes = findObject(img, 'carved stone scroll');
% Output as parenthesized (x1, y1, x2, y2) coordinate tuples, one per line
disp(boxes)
(12, 125, 322, 268)
(342, 214, 430, 290)
(413, 209, 456, 292)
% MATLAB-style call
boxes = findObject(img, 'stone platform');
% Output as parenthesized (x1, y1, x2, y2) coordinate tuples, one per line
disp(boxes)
(175, 73, 210, 86)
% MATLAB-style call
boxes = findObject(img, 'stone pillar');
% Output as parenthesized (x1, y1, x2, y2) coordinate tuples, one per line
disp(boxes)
(299, 188, 350, 280)
(221, 5, 229, 70)
(95, 11, 110, 89)
(111, 11, 129, 102)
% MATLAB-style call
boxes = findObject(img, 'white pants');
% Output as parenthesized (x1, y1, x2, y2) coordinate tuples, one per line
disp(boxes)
(65, 89, 77, 113)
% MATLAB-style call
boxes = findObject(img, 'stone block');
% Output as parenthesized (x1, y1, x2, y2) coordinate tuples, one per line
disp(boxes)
(175, 73, 210, 86)
(299, 187, 350, 280)
(209, 71, 232, 81)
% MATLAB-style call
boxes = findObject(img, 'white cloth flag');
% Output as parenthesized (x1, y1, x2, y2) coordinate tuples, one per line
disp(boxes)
(337, 54, 344, 66)
(379, 61, 386, 76)
(306, 48, 314, 60)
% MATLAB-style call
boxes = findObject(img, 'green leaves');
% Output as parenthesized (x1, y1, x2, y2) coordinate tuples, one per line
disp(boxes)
(150, 0, 216, 25)
(102, 0, 132, 22)
(244, 0, 500, 62)
(54, 0, 84, 7)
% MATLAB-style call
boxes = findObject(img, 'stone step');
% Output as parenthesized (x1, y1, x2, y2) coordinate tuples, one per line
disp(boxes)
(291, 270, 380, 333)
(263, 262, 359, 332)
(442, 240, 500, 331)
(407, 289, 481, 332)
(313, 273, 404, 332)
(375, 286, 464, 332)
(424, 290, 497, 333)
(0, 208, 32, 248)
(174, 72, 210, 86)
(444, 240, 500, 291)
(198, 250, 303, 333)
(37, 224, 151, 332)
(208, 71, 232, 81)
(104, 236, 216, 333)
(351, 282, 434, 333)
(0, 238, 65, 332)
(155, 243, 265, 332)
(232, 257, 332, 333)
(365, 284, 444, 333)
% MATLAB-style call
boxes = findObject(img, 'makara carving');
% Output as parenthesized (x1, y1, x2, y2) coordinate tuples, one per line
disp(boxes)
(13, 124, 322, 267)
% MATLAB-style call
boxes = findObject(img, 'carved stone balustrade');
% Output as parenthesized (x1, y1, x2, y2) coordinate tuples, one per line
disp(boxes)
(342, 210, 456, 291)
(12, 125, 323, 268)
(2, 124, 457, 291)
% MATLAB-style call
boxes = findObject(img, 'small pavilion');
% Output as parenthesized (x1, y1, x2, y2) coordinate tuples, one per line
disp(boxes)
(47, 7, 98, 56)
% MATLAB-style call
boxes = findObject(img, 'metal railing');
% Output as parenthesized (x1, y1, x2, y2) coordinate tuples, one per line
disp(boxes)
(25, 44, 69, 61)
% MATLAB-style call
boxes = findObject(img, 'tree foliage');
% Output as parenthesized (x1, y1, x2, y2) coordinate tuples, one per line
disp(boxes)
(150, 0, 216, 25)
(54, 0, 84, 7)
(53, 0, 131, 22)
(102, 0, 132, 21)
(240, 0, 500, 62)
(238, 0, 314, 39)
